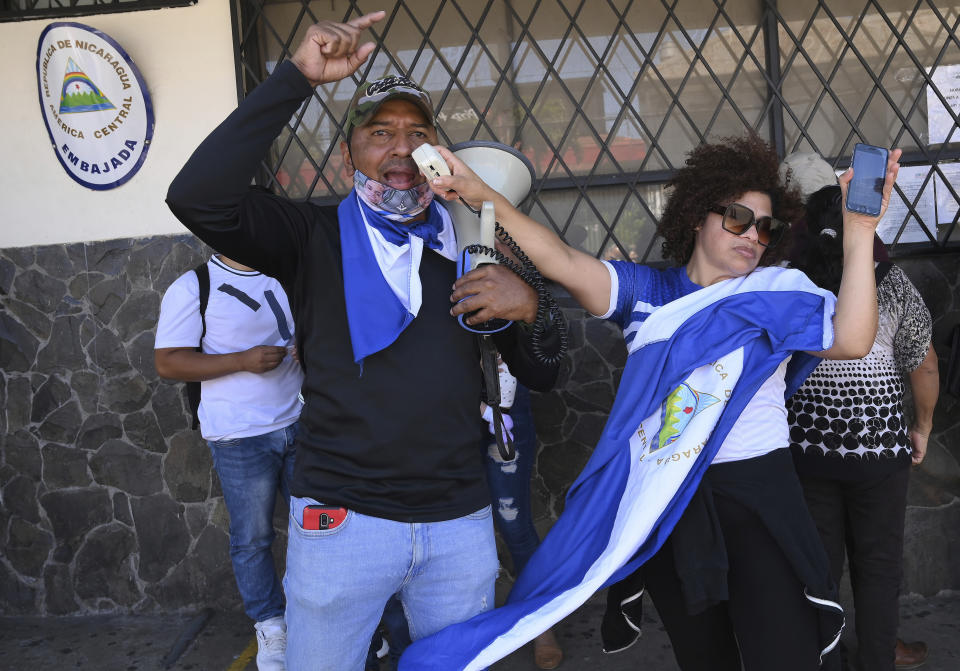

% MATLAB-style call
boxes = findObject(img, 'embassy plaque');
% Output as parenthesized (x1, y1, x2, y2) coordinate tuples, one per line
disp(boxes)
(36, 22, 154, 190)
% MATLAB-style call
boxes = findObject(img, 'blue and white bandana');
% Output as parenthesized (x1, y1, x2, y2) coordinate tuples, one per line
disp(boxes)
(339, 185, 456, 365)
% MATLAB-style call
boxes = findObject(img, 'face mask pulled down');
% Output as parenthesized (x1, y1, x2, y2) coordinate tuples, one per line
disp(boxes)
(354, 170, 435, 222)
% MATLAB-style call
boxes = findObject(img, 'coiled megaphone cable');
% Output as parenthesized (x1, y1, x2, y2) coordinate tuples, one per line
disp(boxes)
(456, 196, 568, 367)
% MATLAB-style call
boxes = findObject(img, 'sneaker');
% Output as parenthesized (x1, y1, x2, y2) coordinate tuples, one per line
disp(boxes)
(254, 616, 287, 671)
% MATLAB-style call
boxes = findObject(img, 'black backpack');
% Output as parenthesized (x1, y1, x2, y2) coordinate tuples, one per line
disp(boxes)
(185, 263, 210, 430)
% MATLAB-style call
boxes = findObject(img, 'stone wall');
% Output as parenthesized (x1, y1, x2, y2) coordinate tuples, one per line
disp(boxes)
(1, 236, 958, 615)
(0, 235, 251, 615)
(897, 256, 960, 594)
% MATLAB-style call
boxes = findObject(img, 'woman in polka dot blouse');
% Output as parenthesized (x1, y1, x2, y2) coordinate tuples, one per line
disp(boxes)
(789, 178, 940, 671)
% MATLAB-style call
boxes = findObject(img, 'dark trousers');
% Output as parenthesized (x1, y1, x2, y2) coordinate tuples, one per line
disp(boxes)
(799, 467, 910, 671)
(645, 494, 827, 671)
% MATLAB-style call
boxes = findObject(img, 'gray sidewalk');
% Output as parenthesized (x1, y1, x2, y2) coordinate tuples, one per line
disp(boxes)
(1, 590, 957, 670)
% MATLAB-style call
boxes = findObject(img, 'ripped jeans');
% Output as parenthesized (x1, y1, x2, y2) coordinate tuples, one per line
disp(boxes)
(484, 384, 541, 576)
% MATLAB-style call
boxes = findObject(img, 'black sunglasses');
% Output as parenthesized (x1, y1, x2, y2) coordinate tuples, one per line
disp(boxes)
(708, 203, 789, 248)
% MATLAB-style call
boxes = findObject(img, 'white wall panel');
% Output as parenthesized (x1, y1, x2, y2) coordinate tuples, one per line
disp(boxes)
(0, 0, 237, 247)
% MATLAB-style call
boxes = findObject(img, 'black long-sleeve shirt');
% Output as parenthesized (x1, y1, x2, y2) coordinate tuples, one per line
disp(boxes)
(166, 60, 559, 522)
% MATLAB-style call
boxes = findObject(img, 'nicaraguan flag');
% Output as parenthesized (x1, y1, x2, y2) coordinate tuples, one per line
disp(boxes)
(400, 266, 836, 671)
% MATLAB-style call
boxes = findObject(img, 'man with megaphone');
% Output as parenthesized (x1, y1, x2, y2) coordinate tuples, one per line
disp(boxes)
(166, 10, 561, 671)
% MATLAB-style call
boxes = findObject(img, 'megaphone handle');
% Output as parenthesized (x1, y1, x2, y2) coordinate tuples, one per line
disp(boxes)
(454, 199, 569, 366)
(480, 201, 496, 250)
(464, 201, 497, 271)
(454, 247, 512, 334)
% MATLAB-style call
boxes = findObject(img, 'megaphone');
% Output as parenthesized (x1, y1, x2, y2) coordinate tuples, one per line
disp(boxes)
(446, 141, 535, 265)
(411, 141, 547, 463)
(413, 141, 536, 333)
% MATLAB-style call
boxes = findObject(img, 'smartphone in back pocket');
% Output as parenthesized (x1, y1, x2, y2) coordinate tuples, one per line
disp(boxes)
(845, 143, 888, 217)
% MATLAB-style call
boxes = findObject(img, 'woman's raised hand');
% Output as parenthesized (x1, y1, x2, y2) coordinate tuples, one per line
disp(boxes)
(427, 146, 503, 211)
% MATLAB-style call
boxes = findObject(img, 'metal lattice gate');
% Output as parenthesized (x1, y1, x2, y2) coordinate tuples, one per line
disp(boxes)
(231, 0, 960, 259)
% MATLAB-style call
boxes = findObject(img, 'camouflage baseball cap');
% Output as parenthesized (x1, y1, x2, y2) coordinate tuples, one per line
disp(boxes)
(344, 75, 435, 142)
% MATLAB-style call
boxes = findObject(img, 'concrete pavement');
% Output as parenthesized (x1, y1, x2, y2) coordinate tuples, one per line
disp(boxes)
(2, 589, 957, 670)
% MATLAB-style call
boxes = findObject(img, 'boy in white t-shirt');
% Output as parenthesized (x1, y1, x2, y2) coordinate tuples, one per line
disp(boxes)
(154, 254, 303, 671)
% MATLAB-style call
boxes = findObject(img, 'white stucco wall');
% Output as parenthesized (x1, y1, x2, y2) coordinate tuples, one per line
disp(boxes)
(0, 0, 237, 248)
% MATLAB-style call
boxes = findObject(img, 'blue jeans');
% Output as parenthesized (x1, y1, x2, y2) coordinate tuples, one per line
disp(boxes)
(284, 497, 498, 671)
(484, 385, 541, 576)
(364, 594, 410, 671)
(207, 422, 297, 623)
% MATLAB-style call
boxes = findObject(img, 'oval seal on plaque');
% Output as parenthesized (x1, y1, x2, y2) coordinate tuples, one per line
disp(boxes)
(36, 22, 155, 190)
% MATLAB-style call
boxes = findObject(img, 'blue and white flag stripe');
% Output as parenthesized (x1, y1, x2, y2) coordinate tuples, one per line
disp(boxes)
(399, 267, 836, 671)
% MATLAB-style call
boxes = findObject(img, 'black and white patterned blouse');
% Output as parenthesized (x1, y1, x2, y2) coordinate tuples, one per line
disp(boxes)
(788, 264, 931, 479)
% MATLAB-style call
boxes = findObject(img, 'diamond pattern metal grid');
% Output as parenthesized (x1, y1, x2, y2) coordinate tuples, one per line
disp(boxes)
(232, 0, 960, 258)
(775, 0, 960, 249)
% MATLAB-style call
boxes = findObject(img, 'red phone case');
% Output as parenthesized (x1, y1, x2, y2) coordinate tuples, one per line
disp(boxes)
(303, 506, 347, 530)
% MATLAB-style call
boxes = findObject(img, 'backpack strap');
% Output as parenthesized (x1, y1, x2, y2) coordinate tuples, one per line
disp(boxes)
(195, 262, 210, 342)
(187, 262, 211, 430)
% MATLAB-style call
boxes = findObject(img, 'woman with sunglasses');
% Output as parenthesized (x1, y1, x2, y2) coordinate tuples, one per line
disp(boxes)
(426, 134, 900, 670)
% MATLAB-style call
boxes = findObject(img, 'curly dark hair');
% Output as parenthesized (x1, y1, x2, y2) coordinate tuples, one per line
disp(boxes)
(658, 134, 803, 266)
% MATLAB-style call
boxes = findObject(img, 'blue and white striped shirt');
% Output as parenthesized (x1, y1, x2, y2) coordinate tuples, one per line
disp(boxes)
(601, 261, 700, 351)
